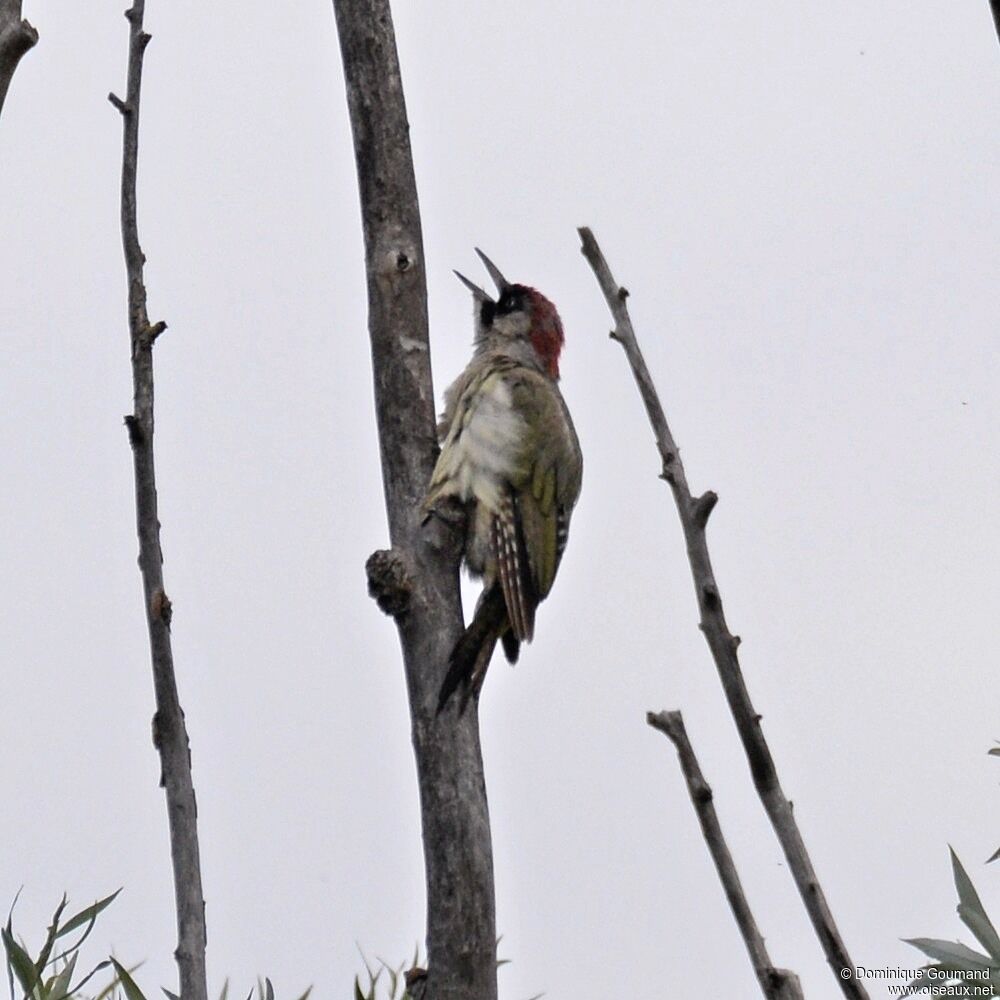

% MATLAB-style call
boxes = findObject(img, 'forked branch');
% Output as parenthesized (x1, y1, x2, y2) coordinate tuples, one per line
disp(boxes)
(110, 5, 207, 999)
(648, 710, 804, 1000)
(579, 227, 867, 999)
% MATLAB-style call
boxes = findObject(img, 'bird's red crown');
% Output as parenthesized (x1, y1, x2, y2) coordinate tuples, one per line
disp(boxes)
(523, 286, 564, 380)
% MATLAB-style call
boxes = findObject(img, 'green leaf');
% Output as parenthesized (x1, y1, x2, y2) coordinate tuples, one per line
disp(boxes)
(355, 948, 376, 984)
(4, 930, 13, 1000)
(291, 986, 312, 1000)
(77, 959, 116, 1000)
(57, 892, 122, 940)
(46, 953, 77, 1000)
(988, 847, 1000, 865)
(162, 990, 180, 1000)
(49, 918, 98, 967)
(262, 979, 273, 1000)
(903, 937, 991, 970)
(3, 923, 40, 998)
(217, 978, 229, 1000)
(109, 958, 149, 1000)
(950, 848, 1000, 960)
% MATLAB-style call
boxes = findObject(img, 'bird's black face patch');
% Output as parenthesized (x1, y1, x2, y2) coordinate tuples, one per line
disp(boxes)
(480, 285, 527, 328)
(496, 288, 524, 316)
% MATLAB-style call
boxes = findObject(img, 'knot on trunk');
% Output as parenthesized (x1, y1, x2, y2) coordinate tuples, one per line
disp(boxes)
(366, 547, 413, 618)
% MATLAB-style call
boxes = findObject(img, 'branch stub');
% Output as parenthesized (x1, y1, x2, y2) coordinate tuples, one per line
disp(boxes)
(365, 547, 413, 618)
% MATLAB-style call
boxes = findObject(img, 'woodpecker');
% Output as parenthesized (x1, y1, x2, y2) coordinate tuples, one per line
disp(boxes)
(424, 250, 582, 712)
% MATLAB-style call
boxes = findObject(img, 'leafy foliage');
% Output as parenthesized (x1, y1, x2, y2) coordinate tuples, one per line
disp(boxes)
(903, 850, 1000, 996)
(2, 890, 133, 1000)
(3, 894, 308, 1000)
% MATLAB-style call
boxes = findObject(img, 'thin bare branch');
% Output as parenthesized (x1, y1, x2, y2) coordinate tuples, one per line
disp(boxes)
(648, 710, 805, 1000)
(580, 227, 867, 999)
(111, 5, 207, 1000)
(331, 2, 497, 997)
(0, 0, 37, 117)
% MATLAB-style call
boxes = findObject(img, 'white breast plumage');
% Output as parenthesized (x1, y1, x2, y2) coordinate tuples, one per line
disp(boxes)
(435, 373, 525, 514)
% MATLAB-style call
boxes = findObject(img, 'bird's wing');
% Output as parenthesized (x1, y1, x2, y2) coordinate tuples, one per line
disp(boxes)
(506, 371, 582, 604)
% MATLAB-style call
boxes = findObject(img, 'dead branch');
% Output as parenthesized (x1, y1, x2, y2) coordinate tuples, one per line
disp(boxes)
(109, 5, 207, 999)
(648, 710, 805, 1000)
(331, 2, 498, 997)
(0, 0, 37, 116)
(580, 227, 867, 999)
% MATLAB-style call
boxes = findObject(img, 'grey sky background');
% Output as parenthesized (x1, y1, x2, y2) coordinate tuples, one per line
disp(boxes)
(2, 2, 998, 997)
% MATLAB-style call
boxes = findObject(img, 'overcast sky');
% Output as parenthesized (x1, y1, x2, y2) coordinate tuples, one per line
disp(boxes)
(2, 2, 999, 998)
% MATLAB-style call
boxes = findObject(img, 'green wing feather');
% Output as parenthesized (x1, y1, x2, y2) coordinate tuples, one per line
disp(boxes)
(507, 371, 582, 602)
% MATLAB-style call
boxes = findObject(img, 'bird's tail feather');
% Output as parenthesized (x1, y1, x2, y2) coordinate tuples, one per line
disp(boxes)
(438, 585, 508, 714)
(500, 630, 520, 664)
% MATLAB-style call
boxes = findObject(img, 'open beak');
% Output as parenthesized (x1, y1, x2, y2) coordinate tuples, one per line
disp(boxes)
(454, 249, 512, 301)
(452, 269, 492, 303)
(474, 248, 511, 294)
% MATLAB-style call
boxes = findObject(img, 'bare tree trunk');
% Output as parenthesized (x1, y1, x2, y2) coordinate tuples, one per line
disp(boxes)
(0, 0, 36, 117)
(109, 6, 208, 1000)
(648, 711, 804, 1000)
(331, 3, 498, 998)
(579, 228, 868, 1000)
